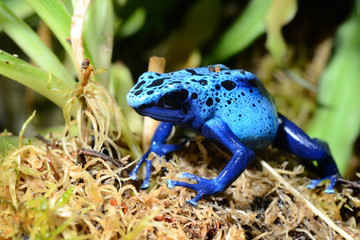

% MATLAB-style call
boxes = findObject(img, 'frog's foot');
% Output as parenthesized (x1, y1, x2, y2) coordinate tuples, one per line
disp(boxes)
(129, 157, 152, 189)
(128, 150, 152, 190)
(130, 140, 188, 190)
(129, 153, 149, 181)
(306, 175, 338, 194)
(167, 172, 223, 206)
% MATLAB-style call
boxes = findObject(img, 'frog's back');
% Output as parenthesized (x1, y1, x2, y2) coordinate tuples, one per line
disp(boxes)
(183, 65, 279, 150)
(217, 71, 277, 150)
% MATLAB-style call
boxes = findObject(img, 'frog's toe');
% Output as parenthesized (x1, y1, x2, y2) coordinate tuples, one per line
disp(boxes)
(167, 175, 223, 206)
(186, 199, 198, 207)
(179, 172, 204, 182)
(140, 180, 150, 190)
(186, 193, 205, 207)
(167, 179, 195, 189)
(167, 179, 176, 189)
(324, 187, 335, 194)
(167, 173, 209, 190)
(166, 179, 208, 206)
(324, 175, 338, 194)
(129, 155, 148, 180)
(129, 169, 138, 180)
(306, 179, 322, 190)
(306, 175, 338, 193)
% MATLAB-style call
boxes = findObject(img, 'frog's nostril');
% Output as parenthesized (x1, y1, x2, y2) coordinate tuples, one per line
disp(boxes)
(139, 103, 151, 110)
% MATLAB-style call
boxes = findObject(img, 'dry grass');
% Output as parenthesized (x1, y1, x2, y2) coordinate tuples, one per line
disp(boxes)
(1, 136, 359, 239)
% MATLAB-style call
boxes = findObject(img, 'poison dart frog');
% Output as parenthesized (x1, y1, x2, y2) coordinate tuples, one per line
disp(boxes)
(126, 64, 340, 206)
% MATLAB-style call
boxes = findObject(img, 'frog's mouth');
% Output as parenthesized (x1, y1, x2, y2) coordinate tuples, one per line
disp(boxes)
(134, 106, 184, 123)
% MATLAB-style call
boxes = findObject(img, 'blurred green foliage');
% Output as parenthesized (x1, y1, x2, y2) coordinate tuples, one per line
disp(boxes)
(309, 0, 360, 174)
(0, 0, 358, 175)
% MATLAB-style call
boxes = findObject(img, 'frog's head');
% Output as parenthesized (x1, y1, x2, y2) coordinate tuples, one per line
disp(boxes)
(127, 64, 229, 128)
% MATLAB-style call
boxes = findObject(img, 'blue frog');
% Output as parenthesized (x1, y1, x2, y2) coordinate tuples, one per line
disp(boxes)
(126, 64, 340, 206)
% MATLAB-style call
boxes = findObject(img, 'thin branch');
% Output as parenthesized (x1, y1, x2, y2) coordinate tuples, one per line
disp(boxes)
(80, 147, 124, 168)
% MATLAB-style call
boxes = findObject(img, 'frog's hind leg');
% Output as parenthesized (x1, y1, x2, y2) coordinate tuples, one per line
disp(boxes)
(272, 113, 340, 193)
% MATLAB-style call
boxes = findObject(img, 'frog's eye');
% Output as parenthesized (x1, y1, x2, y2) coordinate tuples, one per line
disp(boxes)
(159, 89, 188, 109)
(161, 91, 181, 108)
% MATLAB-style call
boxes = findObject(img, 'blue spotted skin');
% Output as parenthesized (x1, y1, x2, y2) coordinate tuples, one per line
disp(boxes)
(127, 64, 340, 206)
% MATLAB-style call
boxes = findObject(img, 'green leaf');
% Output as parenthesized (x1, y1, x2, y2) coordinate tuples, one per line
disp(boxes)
(18, 110, 36, 148)
(3, 0, 34, 19)
(54, 186, 74, 209)
(0, 2, 74, 85)
(204, 0, 274, 65)
(118, 7, 146, 38)
(0, 50, 72, 108)
(83, 0, 114, 86)
(0, 135, 17, 156)
(265, 0, 297, 65)
(153, 0, 221, 68)
(181, 0, 221, 46)
(25, 0, 75, 67)
(109, 63, 143, 136)
(308, 5, 360, 174)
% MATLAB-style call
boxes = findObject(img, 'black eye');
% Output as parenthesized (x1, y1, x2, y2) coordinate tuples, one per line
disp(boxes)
(162, 91, 181, 108)
(159, 89, 188, 109)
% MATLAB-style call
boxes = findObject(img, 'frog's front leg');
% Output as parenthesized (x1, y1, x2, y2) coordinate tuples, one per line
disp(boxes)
(272, 113, 340, 193)
(130, 122, 187, 189)
(167, 117, 255, 206)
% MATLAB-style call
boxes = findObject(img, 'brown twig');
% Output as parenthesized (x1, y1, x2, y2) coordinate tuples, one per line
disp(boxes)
(80, 147, 124, 168)
(46, 145, 60, 181)
(35, 133, 51, 145)
(338, 179, 360, 189)
(35, 133, 60, 180)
